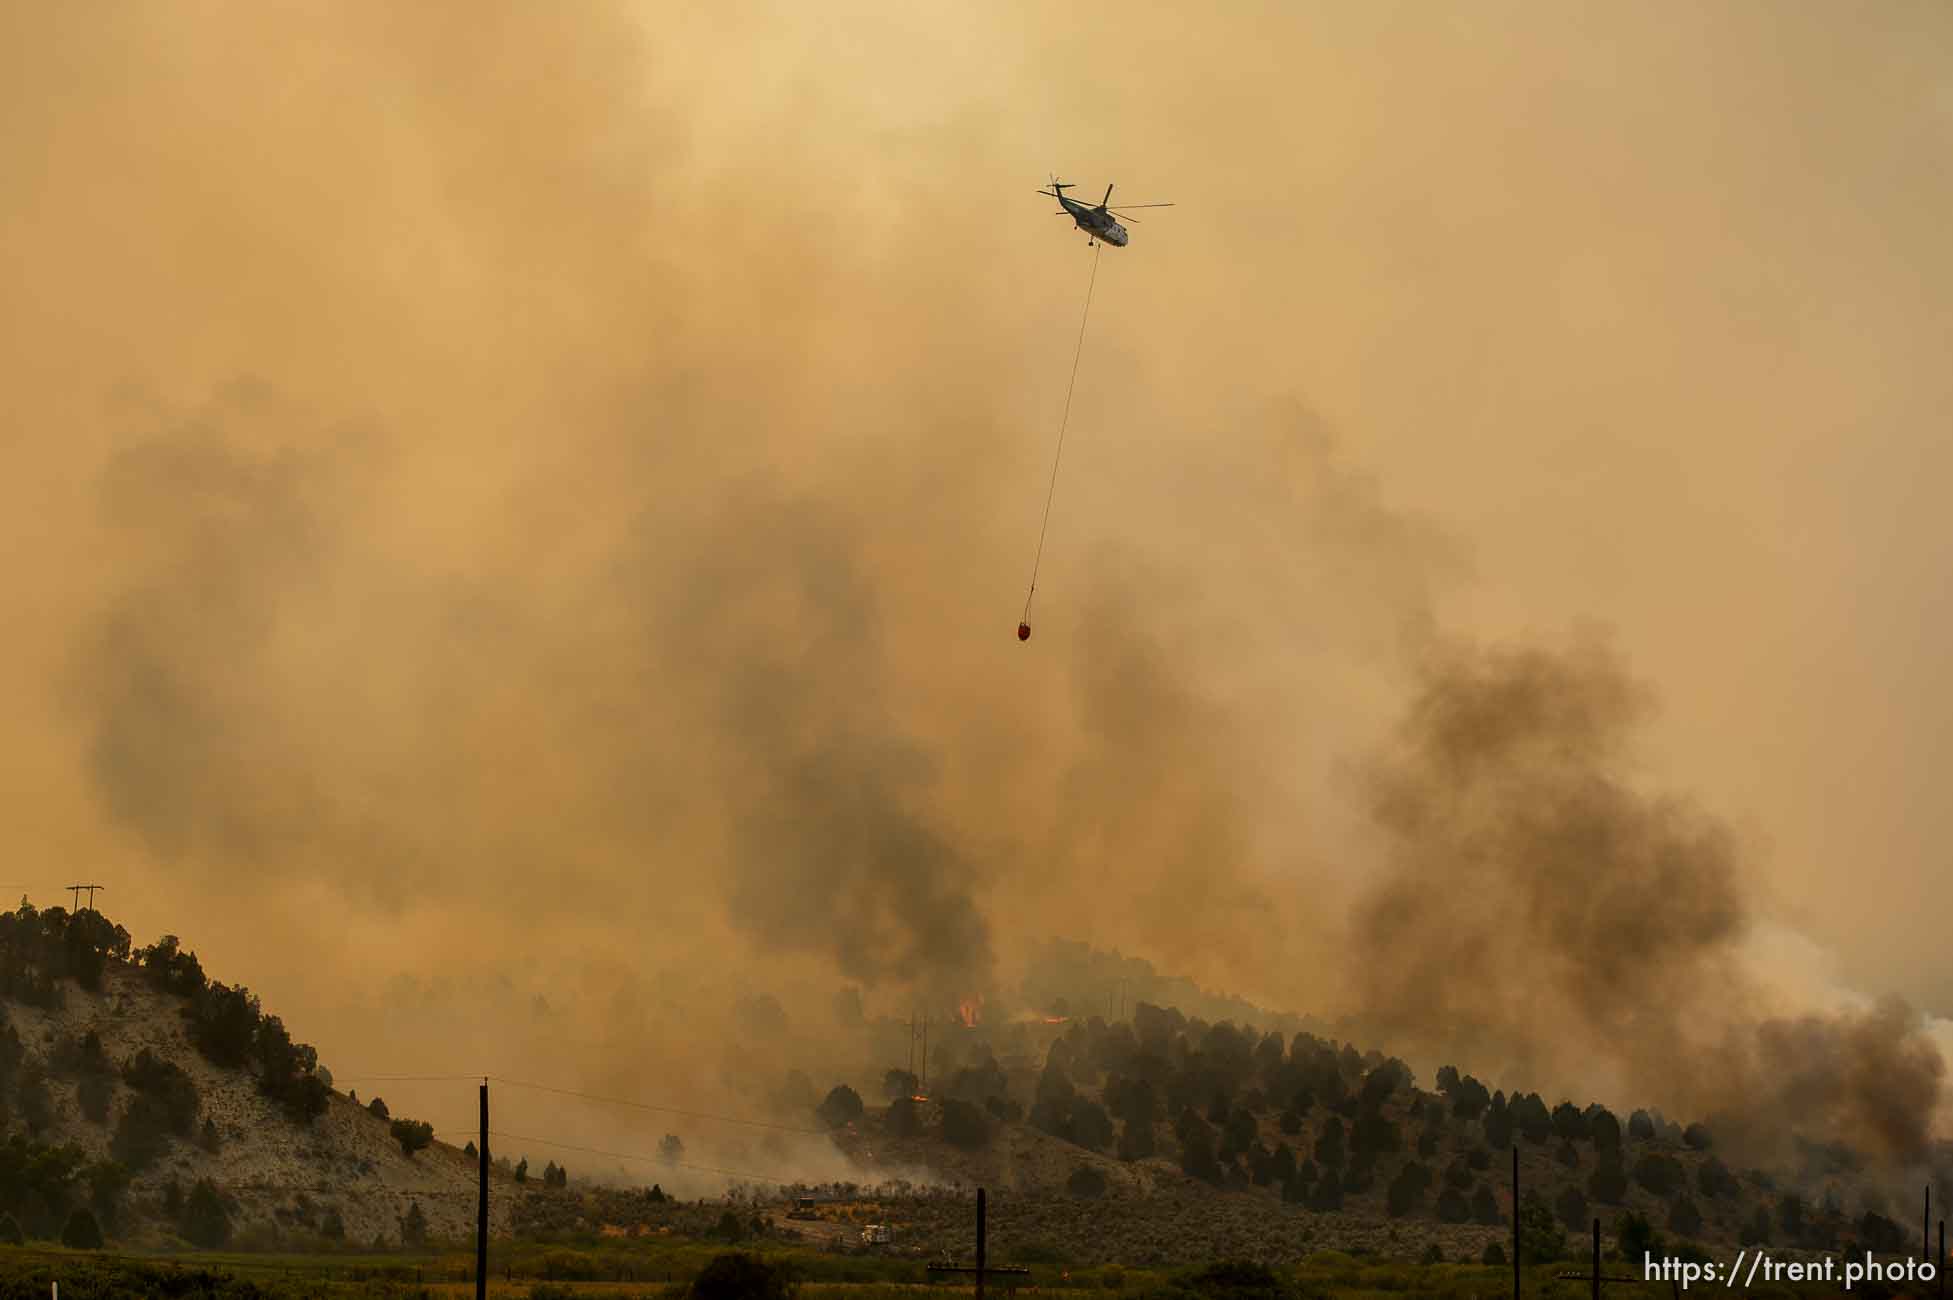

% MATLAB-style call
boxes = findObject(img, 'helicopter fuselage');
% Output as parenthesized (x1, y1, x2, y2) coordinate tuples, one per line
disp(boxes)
(1058, 195, 1127, 247)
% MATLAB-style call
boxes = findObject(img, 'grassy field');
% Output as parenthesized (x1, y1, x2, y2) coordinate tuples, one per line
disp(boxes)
(0, 1239, 1933, 1299)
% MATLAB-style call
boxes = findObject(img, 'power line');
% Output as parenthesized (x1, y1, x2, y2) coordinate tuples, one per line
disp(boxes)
(486, 1075, 829, 1138)
(331, 1073, 827, 1138)
(486, 1129, 810, 1187)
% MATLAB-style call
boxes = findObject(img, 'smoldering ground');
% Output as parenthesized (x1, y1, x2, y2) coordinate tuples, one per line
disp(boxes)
(6, 0, 1953, 1189)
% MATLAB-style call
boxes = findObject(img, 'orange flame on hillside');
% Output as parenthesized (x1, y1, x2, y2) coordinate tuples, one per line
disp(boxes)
(957, 994, 983, 1027)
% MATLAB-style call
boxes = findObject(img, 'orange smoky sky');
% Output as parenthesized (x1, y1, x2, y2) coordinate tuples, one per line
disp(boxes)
(2, 1, 1950, 1163)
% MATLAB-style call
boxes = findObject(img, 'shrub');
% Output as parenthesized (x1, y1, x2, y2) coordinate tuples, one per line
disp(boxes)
(1386, 1161, 1430, 1216)
(122, 1050, 199, 1134)
(77, 1071, 113, 1124)
(60, 1206, 103, 1249)
(1698, 1157, 1738, 1199)
(690, 1251, 798, 1300)
(942, 1098, 992, 1149)
(1670, 1197, 1703, 1238)
(1588, 1154, 1629, 1205)
(1483, 1096, 1514, 1150)
(1633, 1152, 1683, 1196)
(399, 1201, 429, 1246)
(1070, 1099, 1115, 1152)
(1517, 1190, 1565, 1263)
(390, 1118, 433, 1158)
(1116, 1119, 1155, 1161)
(1066, 1166, 1107, 1199)
(0, 1214, 20, 1245)
(815, 1085, 864, 1130)
(86, 1161, 130, 1230)
(886, 1097, 921, 1138)
(1617, 1210, 1660, 1260)
(1180, 1126, 1222, 1184)
(187, 982, 261, 1067)
(1181, 1259, 1284, 1297)
(181, 1178, 231, 1249)
(110, 1094, 174, 1172)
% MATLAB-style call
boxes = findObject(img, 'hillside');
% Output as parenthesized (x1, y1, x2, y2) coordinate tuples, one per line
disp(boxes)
(0, 904, 515, 1250)
(0, 900, 1928, 1273)
(488, 1006, 1931, 1273)
(729, 1007, 1930, 1269)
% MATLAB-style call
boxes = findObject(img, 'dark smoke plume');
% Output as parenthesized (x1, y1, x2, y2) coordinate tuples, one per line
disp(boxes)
(1351, 635, 1945, 1164)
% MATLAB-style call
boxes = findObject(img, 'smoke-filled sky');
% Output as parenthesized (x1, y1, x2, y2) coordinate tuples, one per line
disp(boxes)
(4, 2, 1951, 1164)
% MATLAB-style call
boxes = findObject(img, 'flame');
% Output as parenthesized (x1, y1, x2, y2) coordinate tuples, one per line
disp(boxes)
(910, 1094, 929, 1103)
(1041, 1016, 1069, 1025)
(957, 994, 984, 1027)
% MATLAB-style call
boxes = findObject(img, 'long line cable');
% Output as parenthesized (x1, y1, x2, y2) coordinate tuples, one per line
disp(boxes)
(1022, 243, 1102, 626)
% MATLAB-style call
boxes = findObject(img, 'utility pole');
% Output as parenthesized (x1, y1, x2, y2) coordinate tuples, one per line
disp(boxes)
(976, 1186, 986, 1300)
(924, 1187, 1027, 1293)
(1512, 1145, 1520, 1300)
(920, 1014, 929, 1091)
(908, 1012, 916, 1078)
(476, 1079, 488, 1300)
(1553, 1217, 1647, 1296)
(65, 884, 104, 912)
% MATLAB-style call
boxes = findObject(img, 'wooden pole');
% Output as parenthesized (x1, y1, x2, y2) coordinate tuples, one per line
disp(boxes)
(1926, 1185, 1931, 1263)
(1591, 1218, 1600, 1300)
(1512, 1145, 1520, 1300)
(476, 1080, 489, 1300)
(976, 1187, 987, 1300)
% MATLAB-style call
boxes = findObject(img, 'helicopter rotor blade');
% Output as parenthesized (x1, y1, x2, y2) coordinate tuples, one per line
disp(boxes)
(1108, 203, 1174, 210)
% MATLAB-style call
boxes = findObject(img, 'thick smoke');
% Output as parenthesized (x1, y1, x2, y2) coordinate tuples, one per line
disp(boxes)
(1350, 636, 1945, 1164)
(6, 0, 1950, 1188)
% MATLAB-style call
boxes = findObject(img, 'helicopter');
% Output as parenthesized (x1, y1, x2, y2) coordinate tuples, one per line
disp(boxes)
(1037, 176, 1173, 248)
